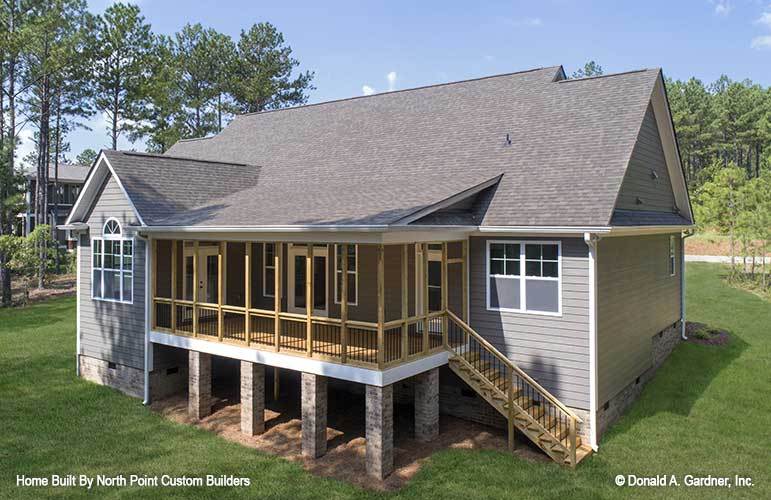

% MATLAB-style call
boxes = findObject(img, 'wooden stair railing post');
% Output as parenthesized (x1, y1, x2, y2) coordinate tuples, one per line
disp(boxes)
(441, 242, 448, 347)
(192, 241, 199, 337)
(171, 240, 177, 332)
(569, 416, 577, 467)
(218, 241, 225, 341)
(245, 243, 251, 346)
(340, 244, 348, 364)
(376, 244, 385, 368)
(401, 244, 408, 362)
(422, 243, 429, 354)
(274, 242, 282, 351)
(507, 365, 515, 452)
(306, 244, 314, 356)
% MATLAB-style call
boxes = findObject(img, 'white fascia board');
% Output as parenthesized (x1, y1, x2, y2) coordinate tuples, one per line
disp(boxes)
(149, 330, 448, 386)
(651, 75, 693, 223)
(65, 152, 146, 226)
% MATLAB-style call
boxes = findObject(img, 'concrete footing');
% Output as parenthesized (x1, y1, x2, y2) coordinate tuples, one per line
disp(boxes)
(365, 384, 393, 479)
(301, 372, 328, 458)
(241, 361, 265, 436)
(188, 351, 211, 420)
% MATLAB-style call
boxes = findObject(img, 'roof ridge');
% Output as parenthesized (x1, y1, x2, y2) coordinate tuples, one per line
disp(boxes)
(175, 136, 214, 143)
(115, 150, 258, 168)
(557, 68, 657, 83)
(234, 66, 563, 119)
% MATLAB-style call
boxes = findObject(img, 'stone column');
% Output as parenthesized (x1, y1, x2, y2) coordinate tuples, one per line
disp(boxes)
(301, 372, 327, 458)
(414, 368, 439, 442)
(188, 351, 211, 420)
(241, 361, 265, 436)
(366, 384, 393, 480)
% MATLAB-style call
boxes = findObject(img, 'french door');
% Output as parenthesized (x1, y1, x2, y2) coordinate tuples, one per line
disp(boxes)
(182, 245, 220, 304)
(287, 244, 328, 315)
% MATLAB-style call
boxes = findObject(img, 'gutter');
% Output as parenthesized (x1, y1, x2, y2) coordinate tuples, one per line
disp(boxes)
(680, 229, 695, 340)
(583, 232, 601, 452)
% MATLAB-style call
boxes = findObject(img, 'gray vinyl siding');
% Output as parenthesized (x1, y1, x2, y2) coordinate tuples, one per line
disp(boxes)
(597, 234, 681, 404)
(469, 236, 590, 409)
(79, 174, 146, 369)
(615, 103, 677, 213)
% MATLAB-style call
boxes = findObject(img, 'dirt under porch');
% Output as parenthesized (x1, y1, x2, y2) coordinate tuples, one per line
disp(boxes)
(150, 360, 550, 491)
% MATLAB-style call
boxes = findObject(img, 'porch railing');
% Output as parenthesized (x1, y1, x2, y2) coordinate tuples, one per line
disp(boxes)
(152, 298, 448, 370)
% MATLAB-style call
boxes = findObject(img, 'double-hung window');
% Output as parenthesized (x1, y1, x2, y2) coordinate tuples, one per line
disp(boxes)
(263, 243, 276, 297)
(92, 219, 133, 303)
(487, 241, 561, 315)
(334, 244, 357, 305)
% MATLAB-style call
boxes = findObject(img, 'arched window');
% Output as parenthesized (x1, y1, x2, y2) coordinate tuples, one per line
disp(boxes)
(92, 218, 133, 303)
(103, 219, 121, 236)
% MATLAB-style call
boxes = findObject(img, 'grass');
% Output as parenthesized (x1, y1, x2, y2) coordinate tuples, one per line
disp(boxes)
(0, 263, 768, 499)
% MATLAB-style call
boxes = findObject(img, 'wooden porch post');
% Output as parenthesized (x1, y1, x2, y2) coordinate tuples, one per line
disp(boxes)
(461, 239, 469, 323)
(151, 239, 157, 330)
(245, 243, 252, 346)
(441, 242, 448, 346)
(171, 240, 177, 332)
(377, 244, 385, 368)
(274, 242, 282, 351)
(340, 244, 348, 364)
(192, 241, 199, 337)
(218, 241, 226, 341)
(401, 244, 409, 362)
(422, 243, 429, 354)
(306, 244, 314, 356)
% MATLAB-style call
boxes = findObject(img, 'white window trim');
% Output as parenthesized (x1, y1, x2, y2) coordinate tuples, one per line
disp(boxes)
(91, 218, 134, 304)
(263, 242, 276, 298)
(333, 244, 358, 306)
(485, 239, 562, 317)
(669, 235, 676, 277)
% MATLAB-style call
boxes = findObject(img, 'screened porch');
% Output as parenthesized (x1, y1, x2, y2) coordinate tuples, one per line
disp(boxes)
(151, 240, 468, 370)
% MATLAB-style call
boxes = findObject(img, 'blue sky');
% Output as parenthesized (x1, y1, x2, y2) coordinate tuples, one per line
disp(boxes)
(25, 0, 771, 165)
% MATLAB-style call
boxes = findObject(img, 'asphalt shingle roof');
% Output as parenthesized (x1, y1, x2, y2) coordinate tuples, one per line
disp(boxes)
(107, 65, 673, 228)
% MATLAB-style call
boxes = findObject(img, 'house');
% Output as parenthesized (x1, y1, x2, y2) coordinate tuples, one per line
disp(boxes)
(60, 65, 693, 477)
(20, 164, 89, 248)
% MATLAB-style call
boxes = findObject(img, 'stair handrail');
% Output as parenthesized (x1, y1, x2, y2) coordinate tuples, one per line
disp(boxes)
(445, 310, 582, 424)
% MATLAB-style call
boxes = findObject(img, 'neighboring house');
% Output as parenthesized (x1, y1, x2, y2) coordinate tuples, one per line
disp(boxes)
(60, 66, 693, 477)
(20, 164, 90, 247)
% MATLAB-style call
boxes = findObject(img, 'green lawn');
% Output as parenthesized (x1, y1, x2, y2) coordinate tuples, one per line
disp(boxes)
(0, 263, 768, 499)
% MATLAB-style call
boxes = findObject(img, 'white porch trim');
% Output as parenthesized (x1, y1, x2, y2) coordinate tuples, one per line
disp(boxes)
(149, 330, 449, 387)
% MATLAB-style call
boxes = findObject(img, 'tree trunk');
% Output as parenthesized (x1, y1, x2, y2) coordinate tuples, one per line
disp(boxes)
(53, 91, 62, 273)
(2, 2, 17, 306)
(112, 83, 119, 150)
(218, 93, 222, 133)
(38, 72, 51, 290)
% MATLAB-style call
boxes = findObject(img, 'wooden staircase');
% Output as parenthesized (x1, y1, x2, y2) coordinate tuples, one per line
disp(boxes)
(444, 311, 593, 466)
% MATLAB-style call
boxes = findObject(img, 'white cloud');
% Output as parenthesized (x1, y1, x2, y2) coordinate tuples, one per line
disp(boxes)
(386, 71, 397, 92)
(751, 35, 771, 48)
(713, 0, 732, 15)
(755, 12, 771, 28)
(362, 85, 376, 96)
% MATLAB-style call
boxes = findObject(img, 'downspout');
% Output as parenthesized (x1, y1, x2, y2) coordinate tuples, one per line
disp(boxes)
(136, 232, 151, 405)
(680, 230, 694, 340)
(583, 232, 601, 452)
(75, 236, 81, 376)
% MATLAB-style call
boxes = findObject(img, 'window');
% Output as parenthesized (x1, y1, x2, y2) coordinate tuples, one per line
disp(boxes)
(92, 219, 133, 303)
(669, 235, 676, 276)
(263, 243, 275, 297)
(487, 241, 561, 315)
(334, 244, 357, 305)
